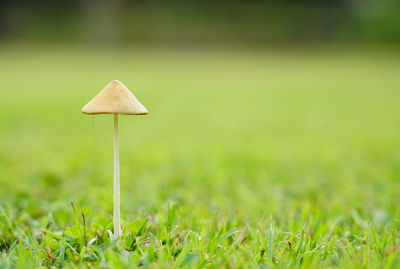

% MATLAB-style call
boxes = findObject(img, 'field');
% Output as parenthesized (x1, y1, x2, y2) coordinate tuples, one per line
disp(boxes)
(0, 44, 400, 268)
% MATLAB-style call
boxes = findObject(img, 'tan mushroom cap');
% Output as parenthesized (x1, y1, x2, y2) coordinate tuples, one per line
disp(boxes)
(82, 80, 148, 115)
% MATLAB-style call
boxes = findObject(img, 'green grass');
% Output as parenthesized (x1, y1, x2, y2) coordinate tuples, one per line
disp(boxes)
(0, 44, 400, 268)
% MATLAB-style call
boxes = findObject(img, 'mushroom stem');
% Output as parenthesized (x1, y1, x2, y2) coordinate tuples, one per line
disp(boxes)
(113, 113, 121, 238)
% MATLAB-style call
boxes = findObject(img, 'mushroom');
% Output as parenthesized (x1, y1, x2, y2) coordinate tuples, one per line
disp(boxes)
(82, 80, 148, 239)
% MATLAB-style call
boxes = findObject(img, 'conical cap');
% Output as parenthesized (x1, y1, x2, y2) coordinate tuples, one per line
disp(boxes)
(82, 80, 148, 115)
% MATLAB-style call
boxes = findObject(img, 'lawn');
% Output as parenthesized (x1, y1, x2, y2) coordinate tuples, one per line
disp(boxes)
(0, 44, 399, 268)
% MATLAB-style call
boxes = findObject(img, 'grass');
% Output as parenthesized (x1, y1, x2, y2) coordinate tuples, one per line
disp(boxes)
(0, 44, 399, 268)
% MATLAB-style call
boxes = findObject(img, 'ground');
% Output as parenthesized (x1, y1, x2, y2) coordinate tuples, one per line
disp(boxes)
(0, 44, 399, 268)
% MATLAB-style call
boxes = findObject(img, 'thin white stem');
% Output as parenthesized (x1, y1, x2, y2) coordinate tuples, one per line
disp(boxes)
(113, 114, 121, 238)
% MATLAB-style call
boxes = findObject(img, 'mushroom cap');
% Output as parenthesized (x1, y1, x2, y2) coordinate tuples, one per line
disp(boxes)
(82, 80, 148, 115)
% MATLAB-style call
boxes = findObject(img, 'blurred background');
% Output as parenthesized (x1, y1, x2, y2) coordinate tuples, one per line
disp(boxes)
(1, 0, 400, 45)
(0, 0, 400, 236)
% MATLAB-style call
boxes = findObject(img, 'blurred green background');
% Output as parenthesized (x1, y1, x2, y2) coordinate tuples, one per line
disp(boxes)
(1, 0, 400, 44)
(0, 0, 400, 267)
